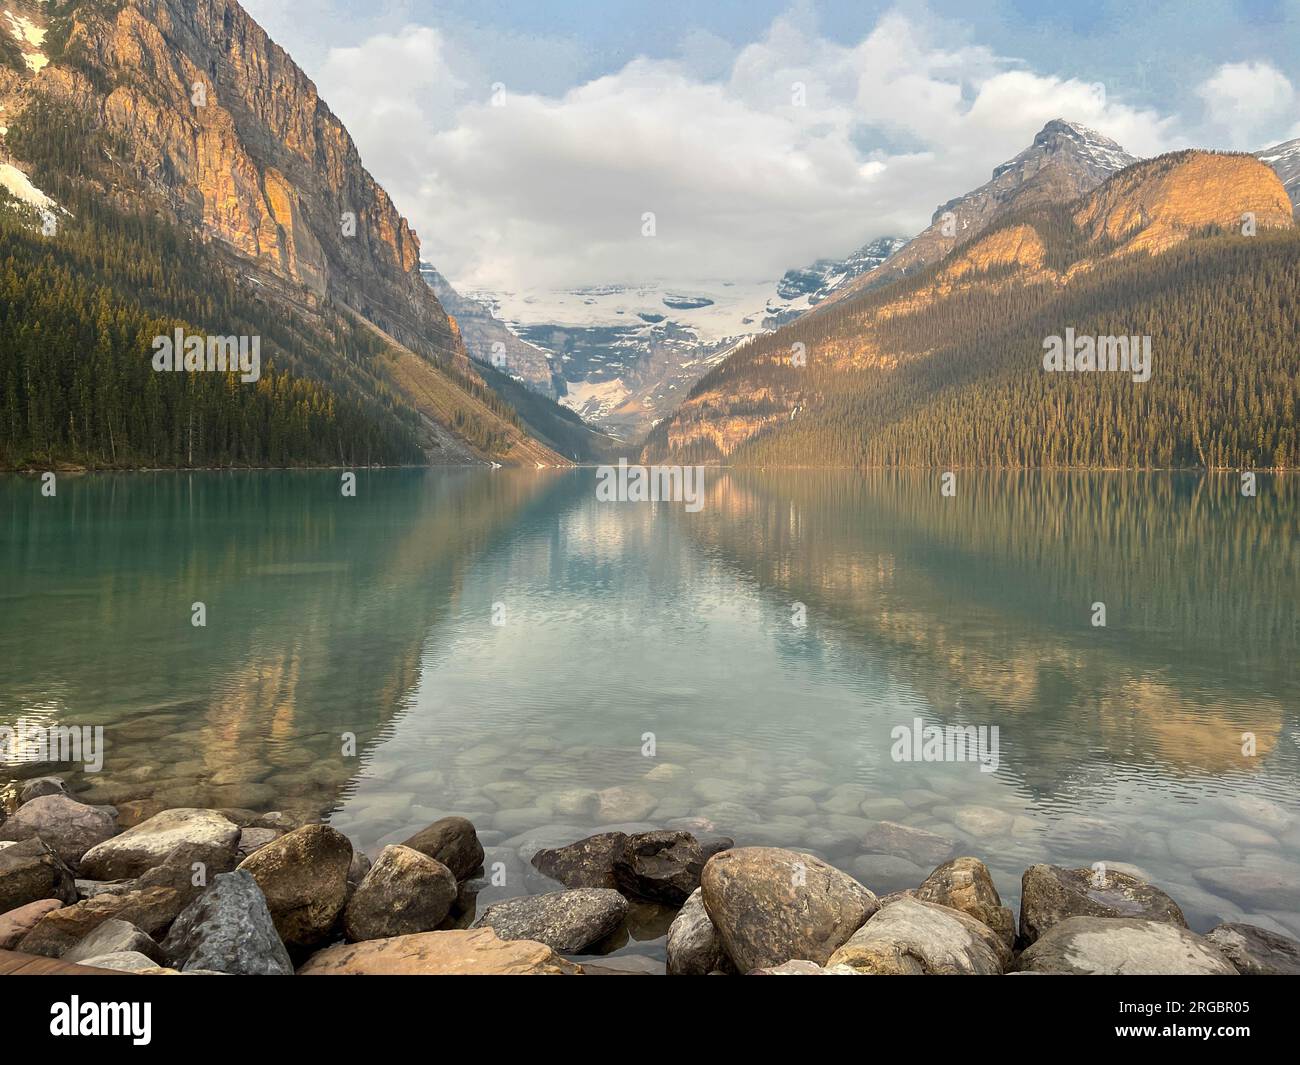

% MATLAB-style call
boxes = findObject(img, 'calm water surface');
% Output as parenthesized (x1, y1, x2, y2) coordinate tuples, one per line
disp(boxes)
(2, 469, 1297, 958)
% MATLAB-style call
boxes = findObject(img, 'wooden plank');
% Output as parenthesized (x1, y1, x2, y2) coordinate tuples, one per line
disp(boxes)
(0, 948, 130, 975)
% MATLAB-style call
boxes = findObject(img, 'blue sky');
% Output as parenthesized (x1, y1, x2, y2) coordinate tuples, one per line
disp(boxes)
(242, 1, 1300, 292)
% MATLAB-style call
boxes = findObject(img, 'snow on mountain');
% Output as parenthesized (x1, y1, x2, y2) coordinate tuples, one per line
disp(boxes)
(1257, 138, 1300, 210)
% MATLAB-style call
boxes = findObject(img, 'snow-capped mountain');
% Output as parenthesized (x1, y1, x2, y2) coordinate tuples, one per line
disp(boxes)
(763, 236, 908, 329)
(1257, 138, 1300, 210)
(844, 119, 1139, 297)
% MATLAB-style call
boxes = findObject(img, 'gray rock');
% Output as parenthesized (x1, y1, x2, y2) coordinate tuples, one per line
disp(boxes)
(400, 816, 484, 880)
(1019, 864, 1186, 945)
(614, 831, 710, 905)
(1169, 829, 1242, 868)
(666, 887, 732, 975)
(828, 896, 1010, 974)
(236, 827, 284, 859)
(79, 809, 239, 881)
(1205, 922, 1300, 975)
(0, 795, 118, 869)
(1194, 865, 1299, 911)
(237, 824, 353, 948)
(749, 959, 860, 974)
(701, 846, 878, 972)
(1014, 916, 1238, 975)
(20, 777, 69, 804)
(343, 845, 458, 941)
(860, 821, 957, 867)
(1044, 815, 1137, 857)
(473, 888, 628, 952)
(917, 857, 1015, 947)
(162, 870, 292, 975)
(531, 832, 627, 889)
(0, 836, 78, 913)
(73, 950, 164, 973)
(63, 918, 164, 965)
(849, 853, 929, 895)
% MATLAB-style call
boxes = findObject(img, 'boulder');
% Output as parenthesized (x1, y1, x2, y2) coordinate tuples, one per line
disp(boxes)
(400, 816, 484, 881)
(666, 887, 732, 975)
(700, 847, 878, 972)
(162, 870, 293, 975)
(828, 897, 1011, 974)
(1019, 864, 1187, 945)
(20, 777, 69, 804)
(0, 836, 78, 913)
(1194, 865, 1298, 911)
(750, 959, 860, 975)
(860, 821, 957, 867)
(0, 898, 63, 949)
(297, 927, 583, 975)
(1205, 922, 1300, 975)
(531, 832, 628, 889)
(0, 794, 118, 869)
(1014, 917, 1239, 974)
(473, 888, 627, 953)
(613, 831, 708, 905)
(236, 827, 284, 860)
(237, 823, 352, 947)
(78, 809, 239, 881)
(63, 918, 164, 965)
(343, 845, 458, 942)
(916, 857, 1015, 947)
(74, 951, 166, 973)
(18, 886, 185, 957)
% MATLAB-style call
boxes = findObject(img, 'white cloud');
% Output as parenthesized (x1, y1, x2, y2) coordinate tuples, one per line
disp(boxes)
(313, 7, 1183, 296)
(1196, 61, 1297, 148)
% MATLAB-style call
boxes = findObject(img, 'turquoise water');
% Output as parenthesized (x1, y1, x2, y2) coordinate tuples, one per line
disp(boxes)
(2, 468, 1297, 949)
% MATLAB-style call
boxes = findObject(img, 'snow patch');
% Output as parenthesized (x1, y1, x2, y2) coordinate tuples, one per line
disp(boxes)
(3, 9, 47, 73)
(0, 162, 56, 210)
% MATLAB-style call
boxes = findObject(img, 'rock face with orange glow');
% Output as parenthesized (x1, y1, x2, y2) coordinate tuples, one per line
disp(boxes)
(3, 0, 462, 367)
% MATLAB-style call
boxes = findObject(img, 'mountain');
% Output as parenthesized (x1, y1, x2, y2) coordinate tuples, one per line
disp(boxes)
(642, 149, 1298, 471)
(846, 120, 1138, 298)
(0, 0, 563, 468)
(1257, 138, 1300, 212)
(764, 237, 908, 328)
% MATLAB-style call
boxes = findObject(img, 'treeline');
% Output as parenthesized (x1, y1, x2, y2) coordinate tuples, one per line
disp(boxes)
(651, 220, 1300, 470)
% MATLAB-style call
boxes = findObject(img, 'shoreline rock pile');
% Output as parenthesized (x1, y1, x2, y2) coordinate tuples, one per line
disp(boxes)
(2, 777, 1298, 975)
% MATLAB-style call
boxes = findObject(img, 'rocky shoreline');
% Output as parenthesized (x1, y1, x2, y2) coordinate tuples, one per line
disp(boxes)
(2, 776, 1298, 975)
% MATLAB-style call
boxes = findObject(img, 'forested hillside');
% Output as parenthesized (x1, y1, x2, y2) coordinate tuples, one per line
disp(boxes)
(643, 152, 1298, 471)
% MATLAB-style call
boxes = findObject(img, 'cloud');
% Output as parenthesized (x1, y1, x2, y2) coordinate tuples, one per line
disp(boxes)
(313, 7, 1186, 296)
(1196, 61, 1298, 148)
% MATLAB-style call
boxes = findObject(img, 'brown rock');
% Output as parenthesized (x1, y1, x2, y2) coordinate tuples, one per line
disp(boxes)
(0, 837, 78, 913)
(917, 857, 1015, 947)
(238, 824, 352, 947)
(1019, 864, 1187, 945)
(400, 816, 484, 881)
(343, 845, 458, 942)
(828, 896, 1011, 974)
(0, 794, 118, 869)
(0, 898, 63, 949)
(297, 927, 583, 975)
(17, 886, 184, 957)
(531, 832, 628, 889)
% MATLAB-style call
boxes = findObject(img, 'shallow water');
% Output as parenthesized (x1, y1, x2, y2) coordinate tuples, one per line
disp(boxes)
(2, 468, 1298, 958)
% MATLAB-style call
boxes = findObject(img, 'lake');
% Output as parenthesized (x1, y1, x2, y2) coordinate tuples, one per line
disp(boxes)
(2, 467, 1297, 958)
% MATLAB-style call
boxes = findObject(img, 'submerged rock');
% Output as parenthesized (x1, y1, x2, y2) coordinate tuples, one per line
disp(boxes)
(860, 821, 957, 867)
(700, 847, 877, 972)
(1013, 916, 1238, 975)
(473, 888, 628, 952)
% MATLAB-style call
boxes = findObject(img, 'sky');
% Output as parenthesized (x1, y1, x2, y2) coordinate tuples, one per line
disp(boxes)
(241, 0, 1300, 293)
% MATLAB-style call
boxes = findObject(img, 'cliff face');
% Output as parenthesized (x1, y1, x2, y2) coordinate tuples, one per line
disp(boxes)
(643, 149, 1296, 466)
(15, 0, 462, 366)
